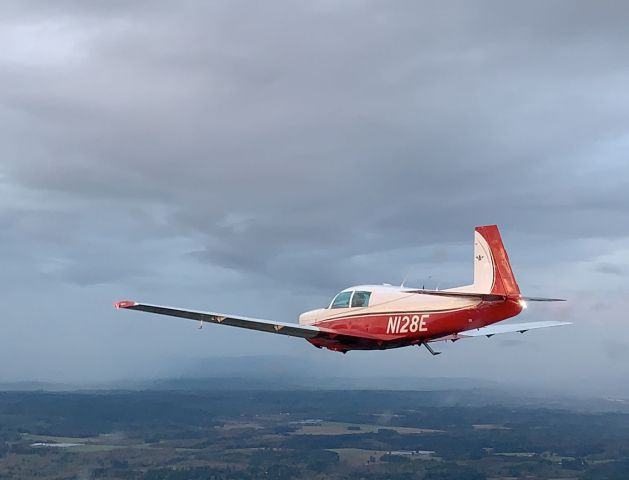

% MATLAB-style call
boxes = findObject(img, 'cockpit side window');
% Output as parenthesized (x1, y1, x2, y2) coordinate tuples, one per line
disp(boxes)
(330, 291, 352, 309)
(351, 291, 371, 308)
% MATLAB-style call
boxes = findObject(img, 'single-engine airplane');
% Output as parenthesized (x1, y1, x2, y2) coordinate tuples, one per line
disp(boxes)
(115, 225, 569, 355)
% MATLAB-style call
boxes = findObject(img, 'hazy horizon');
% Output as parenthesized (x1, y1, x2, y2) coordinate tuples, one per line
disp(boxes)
(3, 353, 629, 400)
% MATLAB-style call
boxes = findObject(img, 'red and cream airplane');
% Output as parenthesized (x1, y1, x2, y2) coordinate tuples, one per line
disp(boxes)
(115, 225, 569, 355)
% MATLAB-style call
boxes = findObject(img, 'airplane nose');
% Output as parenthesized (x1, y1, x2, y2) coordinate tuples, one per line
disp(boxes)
(299, 308, 324, 325)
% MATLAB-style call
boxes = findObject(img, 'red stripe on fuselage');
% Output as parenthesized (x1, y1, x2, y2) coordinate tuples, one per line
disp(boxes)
(317, 304, 476, 323)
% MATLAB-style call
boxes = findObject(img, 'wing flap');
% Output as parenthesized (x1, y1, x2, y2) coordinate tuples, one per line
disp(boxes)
(114, 301, 325, 339)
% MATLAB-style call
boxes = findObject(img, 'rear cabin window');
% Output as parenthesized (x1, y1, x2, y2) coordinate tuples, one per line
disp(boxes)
(330, 291, 352, 309)
(351, 291, 371, 308)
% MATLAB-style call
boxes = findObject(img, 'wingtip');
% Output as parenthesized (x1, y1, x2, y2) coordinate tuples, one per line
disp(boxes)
(114, 300, 137, 309)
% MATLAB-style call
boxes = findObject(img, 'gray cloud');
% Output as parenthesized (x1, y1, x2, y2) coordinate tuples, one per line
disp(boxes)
(1, 0, 629, 388)
(594, 262, 625, 276)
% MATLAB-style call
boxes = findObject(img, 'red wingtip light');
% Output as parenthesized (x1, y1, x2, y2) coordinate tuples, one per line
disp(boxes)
(114, 300, 137, 309)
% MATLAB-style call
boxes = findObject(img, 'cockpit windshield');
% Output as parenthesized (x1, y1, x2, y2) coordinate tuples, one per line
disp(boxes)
(330, 291, 351, 309)
(329, 290, 372, 309)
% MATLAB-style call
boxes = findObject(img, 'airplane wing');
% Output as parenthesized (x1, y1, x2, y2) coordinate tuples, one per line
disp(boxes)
(429, 320, 572, 342)
(114, 300, 336, 340)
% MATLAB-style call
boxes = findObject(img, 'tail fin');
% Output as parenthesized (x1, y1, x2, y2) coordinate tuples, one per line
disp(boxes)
(472, 225, 520, 297)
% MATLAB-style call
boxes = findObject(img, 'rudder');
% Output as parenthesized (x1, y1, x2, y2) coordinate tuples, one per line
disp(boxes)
(473, 225, 521, 297)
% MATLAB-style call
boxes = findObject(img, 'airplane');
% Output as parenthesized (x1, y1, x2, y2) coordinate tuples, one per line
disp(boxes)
(114, 225, 570, 355)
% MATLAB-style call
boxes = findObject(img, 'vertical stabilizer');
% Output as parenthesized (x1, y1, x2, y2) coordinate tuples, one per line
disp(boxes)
(472, 225, 520, 296)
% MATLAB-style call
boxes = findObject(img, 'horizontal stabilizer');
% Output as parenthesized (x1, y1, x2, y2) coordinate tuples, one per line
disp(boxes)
(407, 290, 566, 303)
(521, 296, 566, 302)
(406, 289, 506, 301)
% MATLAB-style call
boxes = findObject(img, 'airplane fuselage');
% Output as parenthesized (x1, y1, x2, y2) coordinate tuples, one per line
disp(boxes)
(299, 285, 523, 352)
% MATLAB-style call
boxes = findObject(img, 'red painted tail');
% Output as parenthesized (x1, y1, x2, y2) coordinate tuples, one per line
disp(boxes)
(473, 225, 521, 297)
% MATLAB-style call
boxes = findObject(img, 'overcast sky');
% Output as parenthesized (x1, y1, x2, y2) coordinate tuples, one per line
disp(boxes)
(1, 0, 629, 394)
